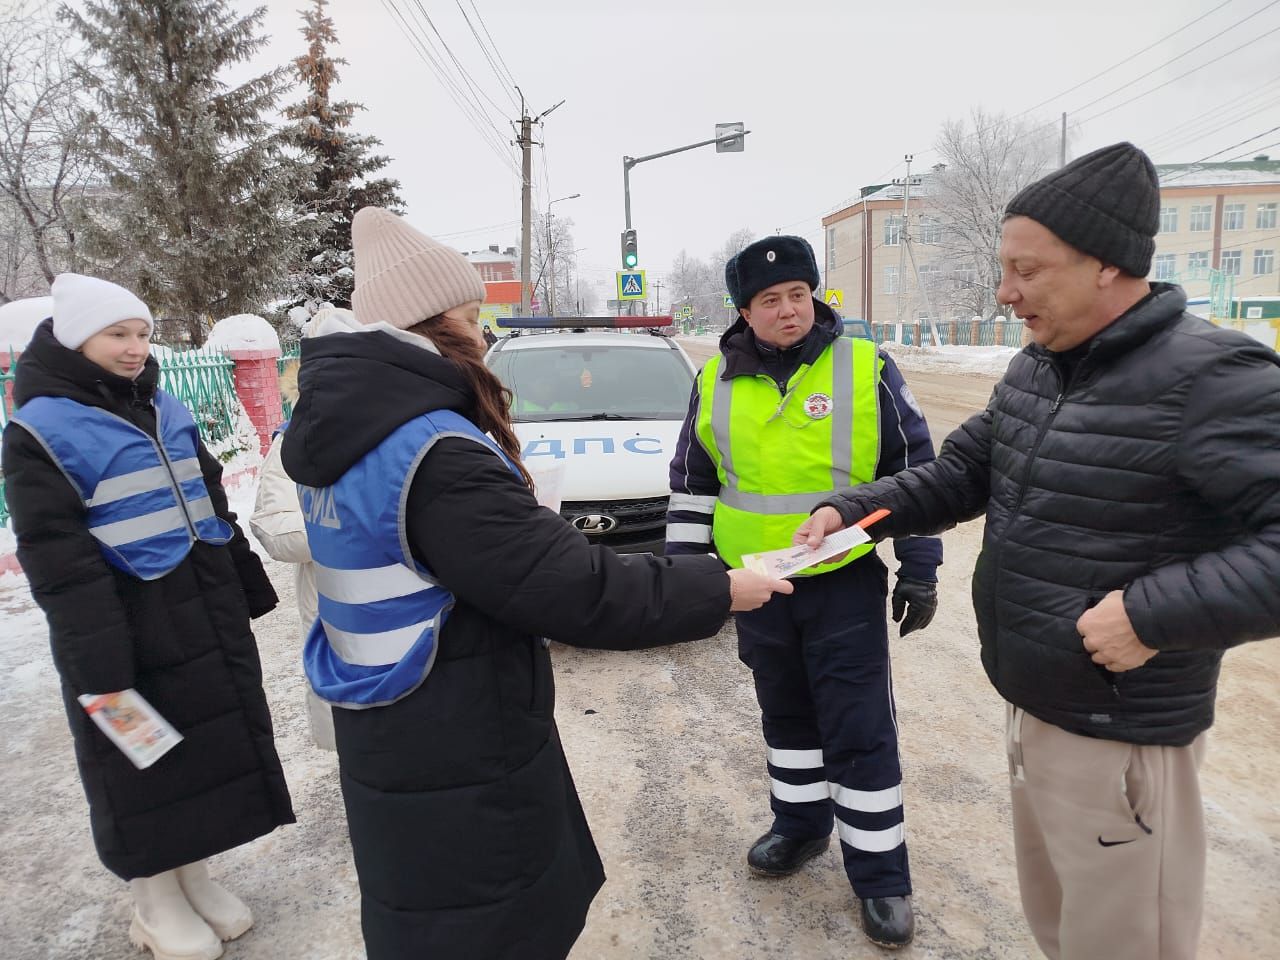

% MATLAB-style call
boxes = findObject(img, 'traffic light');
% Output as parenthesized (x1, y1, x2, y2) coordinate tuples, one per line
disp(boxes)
(621, 229, 638, 269)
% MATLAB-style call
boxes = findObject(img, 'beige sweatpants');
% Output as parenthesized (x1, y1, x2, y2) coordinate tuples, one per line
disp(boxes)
(1006, 704, 1208, 960)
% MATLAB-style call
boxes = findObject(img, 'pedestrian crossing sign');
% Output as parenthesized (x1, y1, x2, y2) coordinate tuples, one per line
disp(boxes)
(824, 288, 844, 308)
(723, 294, 734, 308)
(617, 270, 646, 301)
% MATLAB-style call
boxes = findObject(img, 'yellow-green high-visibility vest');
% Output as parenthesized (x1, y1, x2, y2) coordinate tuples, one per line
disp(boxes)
(695, 335, 881, 574)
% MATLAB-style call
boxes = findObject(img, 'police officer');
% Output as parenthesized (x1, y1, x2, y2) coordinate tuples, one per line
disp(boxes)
(665, 236, 941, 948)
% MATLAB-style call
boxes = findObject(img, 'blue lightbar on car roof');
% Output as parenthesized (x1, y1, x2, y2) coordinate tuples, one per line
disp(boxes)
(496, 315, 672, 329)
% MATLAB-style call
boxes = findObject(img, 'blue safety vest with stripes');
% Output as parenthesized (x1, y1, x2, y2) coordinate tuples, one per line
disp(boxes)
(300, 409, 520, 709)
(10, 392, 234, 581)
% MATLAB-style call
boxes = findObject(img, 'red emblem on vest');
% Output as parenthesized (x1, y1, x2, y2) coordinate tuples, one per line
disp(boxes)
(804, 392, 833, 419)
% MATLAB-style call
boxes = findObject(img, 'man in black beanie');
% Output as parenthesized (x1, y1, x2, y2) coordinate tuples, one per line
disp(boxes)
(798, 142, 1280, 959)
(665, 235, 944, 948)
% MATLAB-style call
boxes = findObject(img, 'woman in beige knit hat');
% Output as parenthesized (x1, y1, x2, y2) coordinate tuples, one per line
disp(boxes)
(280, 207, 791, 960)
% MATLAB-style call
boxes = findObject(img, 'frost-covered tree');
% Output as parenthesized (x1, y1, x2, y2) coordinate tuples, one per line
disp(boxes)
(0, 0, 93, 302)
(925, 108, 1061, 319)
(283, 0, 403, 312)
(65, 0, 307, 343)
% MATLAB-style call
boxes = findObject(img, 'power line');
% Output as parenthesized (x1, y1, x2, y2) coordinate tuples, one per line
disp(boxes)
(1143, 82, 1280, 156)
(466, 0, 518, 91)
(406, 0, 512, 123)
(1070, 0, 1278, 118)
(1013, 0, 1241, 119)
(379, 0, 519, 177)
(1076, 23, 1280, 127)
(455, 0, 519, 110)
(1160, 125, 1280, 184)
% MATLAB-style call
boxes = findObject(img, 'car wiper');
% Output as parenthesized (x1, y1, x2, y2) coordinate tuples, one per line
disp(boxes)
(557, 412, 632, 421)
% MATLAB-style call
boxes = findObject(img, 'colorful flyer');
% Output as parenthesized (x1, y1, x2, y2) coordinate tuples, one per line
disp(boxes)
(77, 689, 183, 770)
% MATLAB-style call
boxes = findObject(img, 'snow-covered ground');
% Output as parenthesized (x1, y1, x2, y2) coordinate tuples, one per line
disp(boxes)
(879, 342, 1020, 377)
(2, 383, 1277, 960)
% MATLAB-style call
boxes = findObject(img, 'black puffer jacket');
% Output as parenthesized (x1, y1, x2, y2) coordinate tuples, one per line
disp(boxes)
(281, 320, 731, 960)
(823, 285, 1280, 745)
(1, 321, 294, 878)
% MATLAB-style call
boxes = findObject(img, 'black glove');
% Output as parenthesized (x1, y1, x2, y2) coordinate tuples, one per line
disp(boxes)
(891, 577, 937, 637)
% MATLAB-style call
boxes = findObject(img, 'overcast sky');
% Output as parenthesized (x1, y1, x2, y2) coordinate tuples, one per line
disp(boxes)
(231, 0, 1278, 305)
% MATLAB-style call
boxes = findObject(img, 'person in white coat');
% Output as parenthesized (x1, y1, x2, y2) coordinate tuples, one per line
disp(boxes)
(248, 311, 347, 750)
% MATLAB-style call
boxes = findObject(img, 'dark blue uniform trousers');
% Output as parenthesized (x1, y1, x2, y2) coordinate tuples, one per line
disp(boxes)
(735, 554, 911, 899)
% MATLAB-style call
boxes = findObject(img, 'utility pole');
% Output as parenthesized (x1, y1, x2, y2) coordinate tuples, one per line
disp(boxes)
(1060, 112, 1067, 168)
(515, 89, 564, 316)
(546, 212, 556, 316)
(518, 91, 532, 316)
(546, 193, 580, 317)
(653, 278, 664, 313)
(894, 154, 912, 337)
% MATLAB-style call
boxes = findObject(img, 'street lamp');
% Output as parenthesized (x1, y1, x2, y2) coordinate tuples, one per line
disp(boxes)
(547, 193, 581, 315)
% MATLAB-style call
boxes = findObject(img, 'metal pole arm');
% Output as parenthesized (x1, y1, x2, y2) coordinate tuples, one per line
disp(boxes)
(626, 130, 751, 169)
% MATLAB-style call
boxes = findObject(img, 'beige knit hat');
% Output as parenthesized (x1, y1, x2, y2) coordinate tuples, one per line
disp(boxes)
(351, 207, 486, 329)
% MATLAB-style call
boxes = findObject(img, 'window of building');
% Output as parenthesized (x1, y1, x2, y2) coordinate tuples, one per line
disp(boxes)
(883, 215, 903, 247)
(1220, 250, 1242, 276)
(918, 217, 943, 244)
(1223, 203, 1245, 231)
(826, 226, 836, 272)
(1153, 254, 1177, 280)
(884, 265, 899, 294)
(1187, 251, 1209, 273)
(1258, 203, 1278, 230)
(952, 265, 977, 288)
(1189, 204, 1213, 232)
(1159, 206, 1178, 233)
(1255, 249, 1275, 275)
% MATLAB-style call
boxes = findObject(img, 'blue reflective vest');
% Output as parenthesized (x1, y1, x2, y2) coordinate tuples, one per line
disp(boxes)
(301, 409, 521, 709)
(11, 391, 234, 580)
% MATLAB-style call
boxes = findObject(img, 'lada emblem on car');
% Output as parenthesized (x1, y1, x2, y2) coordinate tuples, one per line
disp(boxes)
(571, 514, 619, 534)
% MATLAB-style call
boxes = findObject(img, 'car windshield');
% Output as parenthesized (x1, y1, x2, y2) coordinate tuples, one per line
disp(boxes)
(489, 342, 694, 422)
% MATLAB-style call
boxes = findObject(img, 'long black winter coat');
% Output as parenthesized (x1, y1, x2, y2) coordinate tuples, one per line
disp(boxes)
(281, 322, 731, 960)
(1, 321, 295, 879)
(824, 285, 1280, 745)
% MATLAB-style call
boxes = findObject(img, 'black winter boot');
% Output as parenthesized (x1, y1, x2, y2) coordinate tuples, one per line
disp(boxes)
(860, 895, 914, 948)
(746, 831, 830, 876)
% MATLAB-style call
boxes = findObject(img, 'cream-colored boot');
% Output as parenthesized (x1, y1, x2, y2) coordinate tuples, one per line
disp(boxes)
(129, 871, 223, 960)
(175, 860, 253, 941)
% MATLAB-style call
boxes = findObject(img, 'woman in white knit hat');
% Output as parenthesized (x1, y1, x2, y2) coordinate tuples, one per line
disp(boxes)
(1, 275, 295, 960)
(280, 208, 792, 960)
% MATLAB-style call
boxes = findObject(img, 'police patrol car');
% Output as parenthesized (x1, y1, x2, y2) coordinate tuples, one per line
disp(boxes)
(485, 316, 695, 554)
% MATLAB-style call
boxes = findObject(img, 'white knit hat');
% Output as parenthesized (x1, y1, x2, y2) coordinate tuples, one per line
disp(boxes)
(351, 207, 485, 329)
(51, 273, 154, 349)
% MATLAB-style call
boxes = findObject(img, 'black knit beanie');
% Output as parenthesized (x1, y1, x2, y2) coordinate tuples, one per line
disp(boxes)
(1004, 142, 1160, 277)
(726, 236, 821, 309)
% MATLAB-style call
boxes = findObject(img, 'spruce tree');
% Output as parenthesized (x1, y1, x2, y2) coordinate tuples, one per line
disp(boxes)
(284, 0, 403, 312)
(65, 0, 306, 344)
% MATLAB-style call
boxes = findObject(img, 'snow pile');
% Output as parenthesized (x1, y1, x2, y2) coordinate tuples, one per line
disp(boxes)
(206, 401, 264, 473)
(206, 314, 280, 354)
(881, 342, 1020, 377)
(0, 521, 15, 556)
(0, 296, 53, 353)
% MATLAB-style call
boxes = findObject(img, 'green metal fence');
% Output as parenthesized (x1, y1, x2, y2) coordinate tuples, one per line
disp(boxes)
(278, 344, 300, 422)
(1, 345, 242, 530)
(1, 347, 17, 526)
(157, 347, 240, 445)
(871, 319, 1024, 347)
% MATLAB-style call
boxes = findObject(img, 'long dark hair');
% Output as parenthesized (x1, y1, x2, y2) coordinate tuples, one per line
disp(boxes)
(405, 315, 533, 488)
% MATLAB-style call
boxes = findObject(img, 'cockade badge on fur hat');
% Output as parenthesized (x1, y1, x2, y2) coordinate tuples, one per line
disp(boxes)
(725, 236, 821, 310)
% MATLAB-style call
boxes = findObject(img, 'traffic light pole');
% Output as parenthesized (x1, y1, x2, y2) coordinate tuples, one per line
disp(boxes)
(622, 129, 750, 230)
